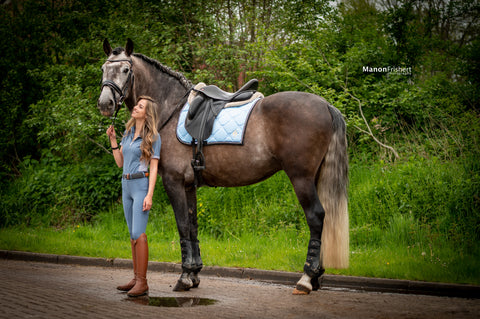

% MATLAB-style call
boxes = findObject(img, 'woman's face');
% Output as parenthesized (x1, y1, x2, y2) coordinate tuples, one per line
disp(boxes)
(132, 99, 148, 120)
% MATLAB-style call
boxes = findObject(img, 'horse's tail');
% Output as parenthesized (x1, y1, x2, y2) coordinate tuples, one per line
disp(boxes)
(317, 105, 349, 269)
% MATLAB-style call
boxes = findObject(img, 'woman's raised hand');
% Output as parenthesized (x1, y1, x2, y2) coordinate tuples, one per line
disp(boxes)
(106, 125, 116, 140)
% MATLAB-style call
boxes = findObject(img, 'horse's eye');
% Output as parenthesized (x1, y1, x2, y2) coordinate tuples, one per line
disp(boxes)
(123, 68, 129, 74)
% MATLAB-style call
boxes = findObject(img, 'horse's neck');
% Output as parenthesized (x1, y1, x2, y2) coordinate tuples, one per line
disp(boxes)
(130, 57, 189, 127)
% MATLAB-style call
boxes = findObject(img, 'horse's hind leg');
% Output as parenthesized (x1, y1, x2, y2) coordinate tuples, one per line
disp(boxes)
(289, 177, 325, 295)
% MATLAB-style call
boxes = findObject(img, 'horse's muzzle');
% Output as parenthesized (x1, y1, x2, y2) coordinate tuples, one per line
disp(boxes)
(100, 110, 112, 117)
(97, 93, 115, 117)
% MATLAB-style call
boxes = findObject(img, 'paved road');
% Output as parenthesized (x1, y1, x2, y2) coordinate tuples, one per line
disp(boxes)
(0, 259, 478, 319)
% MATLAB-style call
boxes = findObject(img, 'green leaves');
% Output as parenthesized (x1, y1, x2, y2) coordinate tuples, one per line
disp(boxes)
(26, 63, 111, 161)
(0, 153, 121, 227)
(0, 0, 478, 238)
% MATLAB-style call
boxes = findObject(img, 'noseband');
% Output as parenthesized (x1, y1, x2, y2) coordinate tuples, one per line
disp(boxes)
(101, 58, 134, 126)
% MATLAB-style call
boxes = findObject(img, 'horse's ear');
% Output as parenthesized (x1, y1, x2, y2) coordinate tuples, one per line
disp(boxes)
(103, 38, 112, 56)
(125, 38, 134, 56)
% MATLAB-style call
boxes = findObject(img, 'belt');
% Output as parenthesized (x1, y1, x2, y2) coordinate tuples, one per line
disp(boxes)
(122, 172, 149, 180)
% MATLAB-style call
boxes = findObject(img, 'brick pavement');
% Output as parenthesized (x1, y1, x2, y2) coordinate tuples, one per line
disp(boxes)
(1, 259, 479, 319)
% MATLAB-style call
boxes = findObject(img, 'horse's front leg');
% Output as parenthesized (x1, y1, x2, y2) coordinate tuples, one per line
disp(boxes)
(162, 175, 195, 291)
(186, 186, 203, 288)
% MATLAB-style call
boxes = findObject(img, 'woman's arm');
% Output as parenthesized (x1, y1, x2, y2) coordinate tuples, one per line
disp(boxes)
(143, 158, 159, 211)
(107, 125, 123, 168)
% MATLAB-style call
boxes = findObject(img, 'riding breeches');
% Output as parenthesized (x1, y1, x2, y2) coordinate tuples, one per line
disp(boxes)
(121, 178, 150, 240)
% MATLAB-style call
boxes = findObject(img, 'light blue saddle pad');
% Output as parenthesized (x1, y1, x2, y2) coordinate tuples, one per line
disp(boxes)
(176, 97, 261, 145)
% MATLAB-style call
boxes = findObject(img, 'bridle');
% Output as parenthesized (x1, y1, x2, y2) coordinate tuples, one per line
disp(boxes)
(100, 58, 134, 126)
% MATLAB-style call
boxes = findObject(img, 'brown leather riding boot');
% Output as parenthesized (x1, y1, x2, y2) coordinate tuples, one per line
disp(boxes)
(127, 233, 149, 297)
(117, 239, 136, 291)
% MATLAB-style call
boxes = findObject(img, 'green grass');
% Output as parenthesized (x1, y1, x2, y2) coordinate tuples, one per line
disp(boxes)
(1, 157, 479, 285)
(334, 213, 480, 284)
(0, 208, 478, 285)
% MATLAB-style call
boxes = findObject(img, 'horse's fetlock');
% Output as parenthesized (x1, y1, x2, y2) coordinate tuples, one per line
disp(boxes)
(192, 240, 203, 272)
(180, 239, 194, 271)
(304, 239, 323, 277)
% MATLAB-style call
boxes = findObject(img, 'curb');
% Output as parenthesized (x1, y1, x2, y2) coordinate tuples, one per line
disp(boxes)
(1, 250, 478, 299)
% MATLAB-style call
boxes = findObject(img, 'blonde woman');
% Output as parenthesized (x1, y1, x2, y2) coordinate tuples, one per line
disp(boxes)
(106, 96, 160, 297)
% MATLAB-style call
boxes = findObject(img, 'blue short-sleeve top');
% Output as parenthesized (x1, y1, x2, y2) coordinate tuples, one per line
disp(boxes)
(120, 126, 161, 175)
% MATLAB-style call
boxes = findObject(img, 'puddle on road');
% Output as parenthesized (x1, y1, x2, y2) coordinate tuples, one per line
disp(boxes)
(124, 296, 217, 307)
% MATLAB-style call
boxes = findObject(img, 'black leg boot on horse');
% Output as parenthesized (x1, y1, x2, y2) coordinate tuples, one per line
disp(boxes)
(189, 240, 203, 288)
(117, 238, 137, 291)
(172, 239, 203, 291)
(127, 233, 149, 297)
(293, 239, 325, 295)
(173, 239, 195, 291)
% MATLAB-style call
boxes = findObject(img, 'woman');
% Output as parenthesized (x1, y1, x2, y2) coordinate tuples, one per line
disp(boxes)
(106, 96, 161, 297)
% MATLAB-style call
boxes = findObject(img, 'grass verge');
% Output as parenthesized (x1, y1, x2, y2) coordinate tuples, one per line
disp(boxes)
(1, 157, 478, 285)
(0, 208, 478, 285)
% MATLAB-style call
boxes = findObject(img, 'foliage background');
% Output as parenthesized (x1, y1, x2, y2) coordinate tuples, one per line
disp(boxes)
(0, 0, 479, 283)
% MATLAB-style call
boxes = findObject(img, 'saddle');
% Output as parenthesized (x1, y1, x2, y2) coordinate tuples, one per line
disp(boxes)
(185, 79, 260, 186)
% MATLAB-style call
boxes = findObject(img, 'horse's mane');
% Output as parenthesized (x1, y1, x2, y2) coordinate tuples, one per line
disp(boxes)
(132, 53, 192, 89)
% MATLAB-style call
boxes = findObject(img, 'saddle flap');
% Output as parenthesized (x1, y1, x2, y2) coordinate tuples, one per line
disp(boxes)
(187, 95, 205, 120)
(185, 99, 225, 141)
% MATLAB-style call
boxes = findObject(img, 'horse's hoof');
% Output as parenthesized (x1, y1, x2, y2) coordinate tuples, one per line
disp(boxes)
(292, 286, 311, 295)
(190, 273, 200, 288)
(294, 274, 312, 295)
(173, 282, 190, 291)
(173, 278, 193, 292)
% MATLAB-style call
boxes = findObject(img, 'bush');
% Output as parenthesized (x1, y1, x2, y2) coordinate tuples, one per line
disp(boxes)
(0, 153, 121, 227)
(349, 156, 480, 250)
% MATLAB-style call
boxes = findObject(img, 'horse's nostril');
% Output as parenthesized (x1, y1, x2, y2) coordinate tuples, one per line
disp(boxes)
(98, 97, 114, 109)
(97, 97, 115, 117)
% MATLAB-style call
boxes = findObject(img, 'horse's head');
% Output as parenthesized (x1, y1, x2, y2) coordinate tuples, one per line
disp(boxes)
(97, 38, 135, 117)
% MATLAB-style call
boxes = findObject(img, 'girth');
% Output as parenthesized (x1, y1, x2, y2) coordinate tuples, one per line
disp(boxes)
(185, 79, 259, 187)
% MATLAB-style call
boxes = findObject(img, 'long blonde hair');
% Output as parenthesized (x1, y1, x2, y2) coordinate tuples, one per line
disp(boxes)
(125, 96, 159, 164)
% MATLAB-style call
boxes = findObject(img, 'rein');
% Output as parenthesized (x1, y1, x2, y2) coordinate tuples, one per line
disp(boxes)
(101, 58, 134, 127)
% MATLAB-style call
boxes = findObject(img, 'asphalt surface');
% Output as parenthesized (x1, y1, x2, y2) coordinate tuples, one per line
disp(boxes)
(1, 250, 479, 318)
